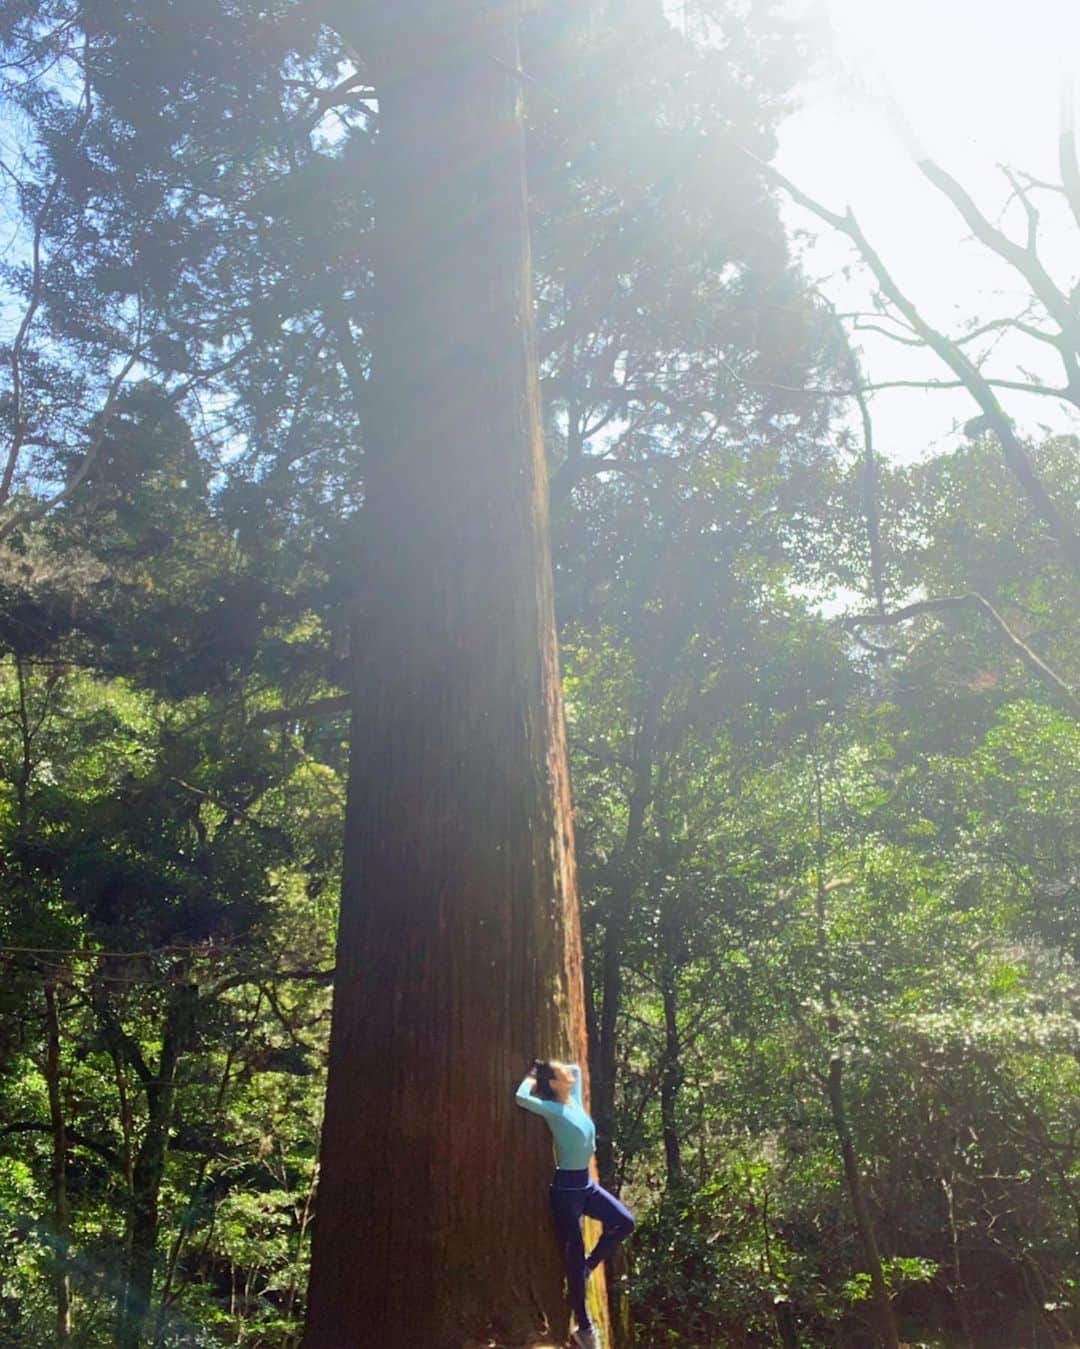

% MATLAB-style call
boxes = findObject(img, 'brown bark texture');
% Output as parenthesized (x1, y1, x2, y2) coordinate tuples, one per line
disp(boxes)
(304, 4, 597, 1346)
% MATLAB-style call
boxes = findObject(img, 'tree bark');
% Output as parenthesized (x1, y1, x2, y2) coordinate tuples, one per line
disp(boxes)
(304, 4, 595, 1346)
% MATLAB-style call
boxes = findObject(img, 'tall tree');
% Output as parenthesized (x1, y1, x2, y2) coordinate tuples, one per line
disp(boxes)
(303, 3, 595, 1346)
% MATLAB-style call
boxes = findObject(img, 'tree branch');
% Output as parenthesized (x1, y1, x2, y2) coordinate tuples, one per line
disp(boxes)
(743, 149, 1080, 574)
(826, 299, 886, 615)
(91, 989, 153, 1088)
(0, 1121, 121, 1173)
(858, 377, 1074, 401)
(0, 56, 95, 507)
(843, 594, 1079, 716)
(954, 316, 1063, 351)
(918, 157, 1080, 376)
(0, 330, 144, 545)
(249, 693, 350, 729)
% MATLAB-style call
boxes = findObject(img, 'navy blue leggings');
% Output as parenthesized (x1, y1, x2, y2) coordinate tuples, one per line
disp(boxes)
(549, 1169, 635, 1332)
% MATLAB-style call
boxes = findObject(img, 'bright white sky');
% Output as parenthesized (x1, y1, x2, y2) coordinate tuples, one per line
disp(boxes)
(776, 0, 1080, 461)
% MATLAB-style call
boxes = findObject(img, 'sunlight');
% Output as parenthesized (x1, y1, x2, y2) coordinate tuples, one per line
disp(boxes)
(777, 0, 1080, 460)
(824, 0, 1080, 171)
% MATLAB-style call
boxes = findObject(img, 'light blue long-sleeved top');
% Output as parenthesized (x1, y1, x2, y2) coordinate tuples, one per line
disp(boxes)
(514, 1063, 596, 1170)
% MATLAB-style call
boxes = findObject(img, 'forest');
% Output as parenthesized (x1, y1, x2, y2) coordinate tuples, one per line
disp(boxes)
(0, 1, 1078, 1347)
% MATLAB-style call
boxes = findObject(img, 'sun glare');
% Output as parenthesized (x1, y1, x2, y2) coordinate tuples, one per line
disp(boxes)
(776, 0, 1080, 460)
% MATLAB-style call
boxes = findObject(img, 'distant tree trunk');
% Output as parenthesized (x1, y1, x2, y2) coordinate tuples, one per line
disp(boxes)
(593, 666, 678, 1349)
(304, 3, 596, 1347)
(595, 682, 664, 1189)
(825, 1052, 900, 1349)
(813, 764, 899, 1349)
(594, 490, 699, 1197)
(941, 1174, 977, 1349)
(43, 981, 72, 1347)
(659, 966, 684, 1193)
(595, 825, 642, 1190)
(106, 980, 197, 1349)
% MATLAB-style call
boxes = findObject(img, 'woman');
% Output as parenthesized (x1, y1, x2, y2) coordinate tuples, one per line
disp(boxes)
(515, 1059, 635, 1349)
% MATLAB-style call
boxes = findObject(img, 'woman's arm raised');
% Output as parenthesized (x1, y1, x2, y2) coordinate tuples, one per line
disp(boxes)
(514, 1070, 559, 1117)
(567, 1063, 583, 1108)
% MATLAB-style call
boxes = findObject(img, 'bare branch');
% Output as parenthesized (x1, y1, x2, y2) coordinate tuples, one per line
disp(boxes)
(1002, 167, 1040, 254)
(954, 316, 1063, 350)
(918, 158, 1080, 366)
(742, 148, 1080, 574)
(843, 594, 1080, 716)
(850, 320, 926, 348)
(858, 377, 1075, 402)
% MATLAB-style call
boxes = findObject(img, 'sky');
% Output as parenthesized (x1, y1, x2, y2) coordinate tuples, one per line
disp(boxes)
(775, 0, 1080, 462)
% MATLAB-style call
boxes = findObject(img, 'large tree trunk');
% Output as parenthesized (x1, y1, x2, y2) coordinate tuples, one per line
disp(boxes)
(304, 4, 596, 1347)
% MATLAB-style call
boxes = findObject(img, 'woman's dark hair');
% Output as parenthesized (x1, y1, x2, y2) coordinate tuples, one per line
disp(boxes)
(533, 1058, 559, 1101)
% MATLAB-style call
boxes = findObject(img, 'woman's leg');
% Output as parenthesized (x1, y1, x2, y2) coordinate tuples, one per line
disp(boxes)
(549, 1187, 592, 1331)
(583, 1184, 635, 1272)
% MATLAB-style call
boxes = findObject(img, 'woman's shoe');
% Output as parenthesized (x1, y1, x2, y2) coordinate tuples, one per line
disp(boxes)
(571, 1328, 601, 1349)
